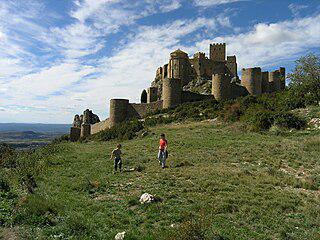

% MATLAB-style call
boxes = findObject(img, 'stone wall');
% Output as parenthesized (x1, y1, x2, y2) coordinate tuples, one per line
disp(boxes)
(127, 101, 163, 119)
(91, 119, 110, 134)
(241, 67, 262, 95)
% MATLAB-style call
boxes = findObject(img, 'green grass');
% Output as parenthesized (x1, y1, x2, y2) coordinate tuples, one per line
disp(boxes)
(1, 122, 320, 239)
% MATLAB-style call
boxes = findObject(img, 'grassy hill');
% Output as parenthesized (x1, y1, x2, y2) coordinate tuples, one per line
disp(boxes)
(1, 120, 319, 239)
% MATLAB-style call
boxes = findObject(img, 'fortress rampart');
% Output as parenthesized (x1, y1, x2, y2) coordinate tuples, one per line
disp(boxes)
(70, 43, 286, 140)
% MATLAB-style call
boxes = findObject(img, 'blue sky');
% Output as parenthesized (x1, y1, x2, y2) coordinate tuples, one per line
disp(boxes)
(0, 0, 319, 123)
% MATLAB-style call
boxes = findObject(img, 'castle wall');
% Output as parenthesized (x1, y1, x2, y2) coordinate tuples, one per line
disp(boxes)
(191, 52, 213, 79)
(210, 43, 226, 62)
(269, 70, 281, 92)
(226, 56, 237, 78)
(81, 124, 91, 138)
(147, 87, 158, 103)
(279, 67, 286, 90)
(70, 127, 81, 142)
(241, 67, 262, 95)
(162, 78, 182, 109)
(261, 71, 269, 93)
(109, 99, 130, 127)
(91, 119, 110, 134)
(127, 101, 163, 119)
(181, 91, 212, 103)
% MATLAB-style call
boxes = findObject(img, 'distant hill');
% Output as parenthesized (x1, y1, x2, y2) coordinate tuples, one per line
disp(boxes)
(0, 123, 71, 133)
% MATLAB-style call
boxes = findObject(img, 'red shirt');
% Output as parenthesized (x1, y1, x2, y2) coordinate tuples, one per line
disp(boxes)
(159, 139, 168, 151)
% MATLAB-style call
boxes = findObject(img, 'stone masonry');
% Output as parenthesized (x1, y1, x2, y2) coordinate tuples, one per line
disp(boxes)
(70, 43, 286, 140)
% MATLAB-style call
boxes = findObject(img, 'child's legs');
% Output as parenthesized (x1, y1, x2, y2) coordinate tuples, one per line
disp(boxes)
(118, 158, 122, 171)
(114, 158, 121, 171)
(161, 154, 166, 168)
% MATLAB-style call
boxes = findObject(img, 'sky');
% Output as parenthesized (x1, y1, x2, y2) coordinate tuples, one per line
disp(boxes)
(0, 0, 319, 124)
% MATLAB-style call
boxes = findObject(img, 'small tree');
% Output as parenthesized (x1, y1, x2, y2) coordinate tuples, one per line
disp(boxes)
(288, 54, 320, 105)
(141, 89, 147, 103)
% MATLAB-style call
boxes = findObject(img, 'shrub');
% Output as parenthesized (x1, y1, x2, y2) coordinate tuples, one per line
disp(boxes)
(14, 194, 58, 226)
(220, 102, 242, 122)
(0, 143, 16, 168)
(241, 105, 274, 131)
(52, 134, 69, 144)
(273, 112, 307, 130)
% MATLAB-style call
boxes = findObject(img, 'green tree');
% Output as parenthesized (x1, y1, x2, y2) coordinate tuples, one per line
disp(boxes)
(288, 54, 320, 105)
(141, 89, 147, 103)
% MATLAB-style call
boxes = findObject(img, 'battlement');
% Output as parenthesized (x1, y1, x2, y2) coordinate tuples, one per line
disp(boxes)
(210, 43, 226, 62)
(193, 52, 206, 59)
(210, 43, 226, 46)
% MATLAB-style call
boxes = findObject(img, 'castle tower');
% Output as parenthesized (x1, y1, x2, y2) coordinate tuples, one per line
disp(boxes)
(162, 64, 168, 80)
(269, 70, 281, 92)
(279, 67, 286, 90)
(241, 67, 262, 95)
(109, 99, 129, 127)
(80, 123, 91, 138)
(261, 71, 269, 93)
(210, 43, 226, 62)
(226, 56, 237, 78)
(162, 78, 182, 109)
(168, 49, 193, 85)
(70, 127, 81, 142)
(147, 87, 158, 103)
(212, 74, 231, 101)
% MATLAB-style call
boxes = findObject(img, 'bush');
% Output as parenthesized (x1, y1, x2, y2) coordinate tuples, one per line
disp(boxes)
(220, 102, 242, 122)
(0, 143, 16, 168)
(52, 134, 69, 144)
(240, 105, 274, 131)
(14, 194, 58, 226)
(274, 112, 306, 130)
(90, 119, 144, 141)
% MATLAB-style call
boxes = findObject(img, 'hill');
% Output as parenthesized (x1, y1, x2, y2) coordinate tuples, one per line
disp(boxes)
(0, 123, 70, 133)
(1, 120, 319, 239)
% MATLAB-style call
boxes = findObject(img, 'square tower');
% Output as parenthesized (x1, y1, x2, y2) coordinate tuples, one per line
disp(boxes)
(210, 43, 226, 62)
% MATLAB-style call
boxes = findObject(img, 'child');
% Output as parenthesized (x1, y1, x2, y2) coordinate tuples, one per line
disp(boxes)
(110, 144, 122, 173)
(158, 133, 168, 169)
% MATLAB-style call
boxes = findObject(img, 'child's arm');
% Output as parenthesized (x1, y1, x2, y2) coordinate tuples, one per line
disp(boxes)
(110, 150, 114, 160)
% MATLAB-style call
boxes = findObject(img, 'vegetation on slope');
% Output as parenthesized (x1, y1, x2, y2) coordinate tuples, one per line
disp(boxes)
(0, 54, 319, 239)
(1, 122, 320, 239)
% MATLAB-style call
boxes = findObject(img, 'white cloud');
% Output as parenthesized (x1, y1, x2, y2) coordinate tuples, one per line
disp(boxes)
(194, 14, 320, 69)
(193, 0, 245, 7)
(288, 3, 308, 17)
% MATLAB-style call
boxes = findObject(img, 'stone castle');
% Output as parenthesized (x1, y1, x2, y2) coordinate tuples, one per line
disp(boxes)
(70, 43, 285, 141)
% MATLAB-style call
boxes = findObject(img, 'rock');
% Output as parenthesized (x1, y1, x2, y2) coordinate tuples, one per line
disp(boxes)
(115, 231, 126, 240)
(139, 193, 155, 204)
(141, 131, 149, 137)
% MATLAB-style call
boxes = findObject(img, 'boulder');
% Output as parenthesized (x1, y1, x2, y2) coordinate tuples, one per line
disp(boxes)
(115, 231, 126, 240)
(139, 193, 155, 204)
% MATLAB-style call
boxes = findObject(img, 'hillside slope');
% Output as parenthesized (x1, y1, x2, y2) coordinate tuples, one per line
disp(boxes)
(1, 121, 320, 239)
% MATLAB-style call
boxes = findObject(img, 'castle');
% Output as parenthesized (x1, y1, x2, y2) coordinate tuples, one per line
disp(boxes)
(70, 43, 285, 141)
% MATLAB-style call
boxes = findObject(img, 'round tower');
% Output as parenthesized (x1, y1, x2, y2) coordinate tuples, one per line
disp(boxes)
(162, 78, 182, 109)
(241, 67, 262, 95)
(212, 74, 231, 101)
(109, 99, 129, 127)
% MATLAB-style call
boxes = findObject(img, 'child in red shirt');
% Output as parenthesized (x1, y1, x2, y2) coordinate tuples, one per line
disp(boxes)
(158, 133, 168, 169)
